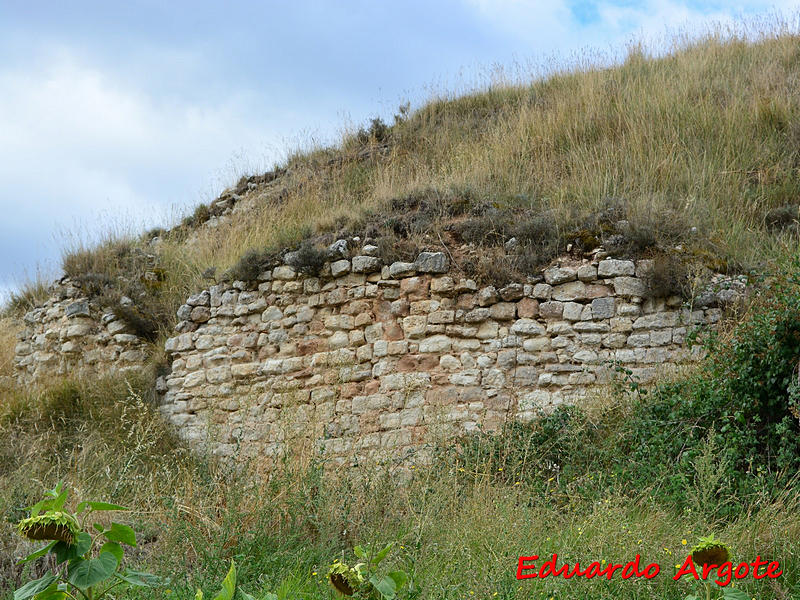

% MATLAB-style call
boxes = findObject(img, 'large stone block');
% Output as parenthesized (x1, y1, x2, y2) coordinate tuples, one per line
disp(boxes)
(415, 252, 449, 273)
(598, 259, 635, 277)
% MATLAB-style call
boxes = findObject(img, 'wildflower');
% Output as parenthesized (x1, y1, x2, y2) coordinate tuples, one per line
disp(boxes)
(681, 539, 688, 545)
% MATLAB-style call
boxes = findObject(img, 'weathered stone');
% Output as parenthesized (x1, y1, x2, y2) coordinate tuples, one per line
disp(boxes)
(544, 266, 577, 285)
(488, 302, 516, 321)
(415, 252, 448, 273)
(551, 281, 588, 302)
(389, 262, 416, 277)
(187, 290, 211, 306)
(477, 287, 498, 307)
(532, 283, 552, 300)
(190, 306, 211, 323)
(577, 265, 598, 282)
(612, 277, 646, 298)
(352, 255, 382, 273)
(517, 297, 539, 318)
(539, 301, 564, 319)
(598, 259, 635, 277)
(330, 260, 351, 277)
(327, 239, 349, 259)
(591, 297, 616, 319)
(419, 335, 452, 353)
(424, 276, 453, 297)
(499, 283, 524, 301)
(65, 301, 90, 318)
(562, 302, 583, 321)
(65, 322, 92, 338)
(510, 319, 546, 336)
(272, 265, 297, 280)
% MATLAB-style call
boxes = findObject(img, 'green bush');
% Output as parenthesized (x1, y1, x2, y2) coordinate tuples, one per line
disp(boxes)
(623, 262, 800, 511)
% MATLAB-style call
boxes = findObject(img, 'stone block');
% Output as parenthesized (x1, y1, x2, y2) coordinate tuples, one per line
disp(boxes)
(562, 302, 583, 321)
(510, 319, 546, 336)
(419, 335, 452, 353)
(598, 259, 635, 277)
(498, 283, 524, 301)
(532, 283, 553, 299)
(477, 287, 498, 306)
(415, 251, 449, 273)
(488, 302, 516, 320)
(389, 262, 417, 277)
(402, 316, 426, 338)
(612, 277, 646, 298)
(551, 281, 588, 301)
(352, 255, 382, 273)
(272, 265, 296, 280)
(588, 297, 614, 320)
(539, 301, 564, 319)
(544, 266, 577, 285)
(577, 264, 598, 281)
(431, 276, 455, 294)
(330, 259, 351, 277)
(517, 297, 539, 318)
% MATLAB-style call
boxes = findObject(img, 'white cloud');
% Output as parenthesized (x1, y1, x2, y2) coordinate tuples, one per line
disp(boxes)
(0, 50, 296, 286)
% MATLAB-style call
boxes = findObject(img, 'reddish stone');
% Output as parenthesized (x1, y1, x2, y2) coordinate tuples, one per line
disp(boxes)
(517, 297, 540, 318)
(340, 383, 363, 398)
(296, 339, 320, 356)
(364, 380, 380, 395)
(456, 293, 476, 309)
(384, 322, 405, 341)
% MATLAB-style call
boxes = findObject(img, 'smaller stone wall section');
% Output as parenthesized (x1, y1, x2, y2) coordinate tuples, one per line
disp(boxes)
(13, 279, 150, 383)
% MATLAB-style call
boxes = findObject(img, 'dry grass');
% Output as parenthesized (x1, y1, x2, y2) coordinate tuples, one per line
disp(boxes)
(0, 318, 17, 388)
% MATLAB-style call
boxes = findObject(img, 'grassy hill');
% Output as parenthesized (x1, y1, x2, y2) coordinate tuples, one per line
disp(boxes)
(2, 24, 800, 600)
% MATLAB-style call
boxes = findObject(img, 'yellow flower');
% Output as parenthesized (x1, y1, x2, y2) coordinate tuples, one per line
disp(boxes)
(682, 539, 688, 545)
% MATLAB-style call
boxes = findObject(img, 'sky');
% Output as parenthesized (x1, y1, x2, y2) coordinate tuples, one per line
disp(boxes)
(1, 0, 799, 302)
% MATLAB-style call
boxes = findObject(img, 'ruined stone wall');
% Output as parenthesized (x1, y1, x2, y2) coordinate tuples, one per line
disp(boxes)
(13, 279, 150, 383)
(158, 249, 743, 466)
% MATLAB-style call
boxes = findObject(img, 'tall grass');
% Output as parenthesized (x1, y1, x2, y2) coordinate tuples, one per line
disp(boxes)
(1, 374, 798, 599)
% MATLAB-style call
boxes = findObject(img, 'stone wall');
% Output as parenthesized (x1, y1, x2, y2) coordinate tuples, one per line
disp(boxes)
(13, 279, 150, 383)
(158, 249, 744, 466)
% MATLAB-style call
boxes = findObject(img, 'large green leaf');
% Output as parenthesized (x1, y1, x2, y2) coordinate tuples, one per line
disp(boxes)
(18, 541, 56, 565)
(371, 543, 393, 566)
(212, 561, 237, 600)
(114, 569, 165, 587)
(54, 532, 92, 564)
(13, 574, 58, 600)
(369, 575, 397, 600)
(29, 583, 67, 600)
(386, 571, 407, 591)
(77, 501, 128, 514)
(67, 553, 119, 589)
(353, 545, 367, 560)
(100, 541, 124, 563)
(102, 523, 137, 547)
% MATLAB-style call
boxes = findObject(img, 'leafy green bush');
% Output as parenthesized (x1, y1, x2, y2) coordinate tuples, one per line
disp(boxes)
(623, 262, 800, 511)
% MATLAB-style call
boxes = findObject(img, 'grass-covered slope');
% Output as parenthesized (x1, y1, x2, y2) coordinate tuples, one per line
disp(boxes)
(2, 24, 800, 600)
(7, 28, 800, 342)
